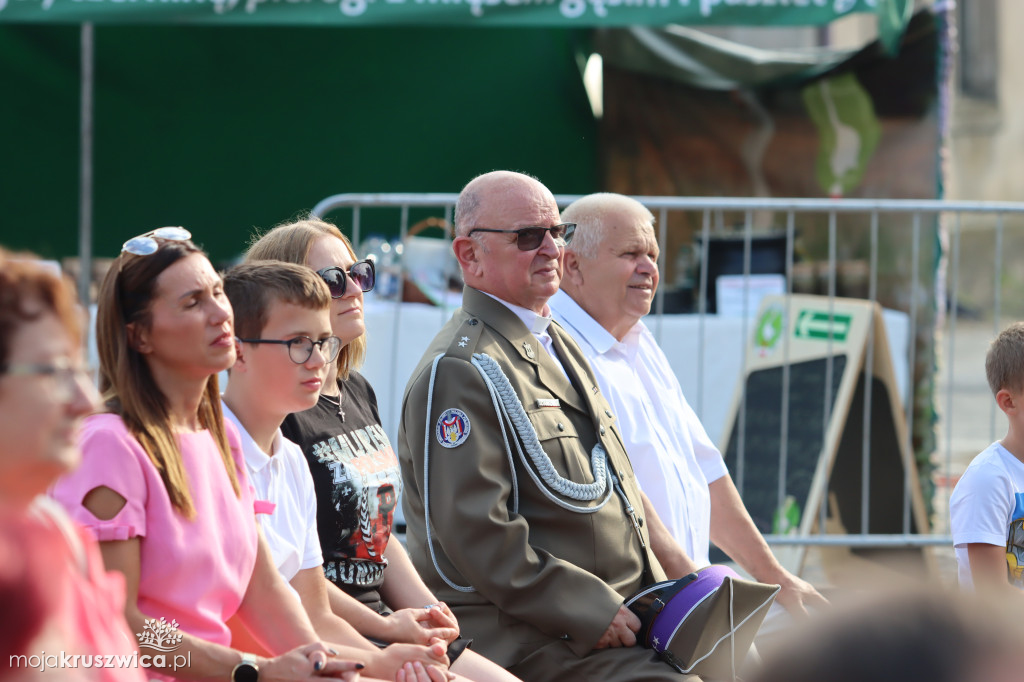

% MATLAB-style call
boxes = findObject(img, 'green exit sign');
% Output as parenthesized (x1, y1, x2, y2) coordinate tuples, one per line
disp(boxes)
(795, 310, 852, 342)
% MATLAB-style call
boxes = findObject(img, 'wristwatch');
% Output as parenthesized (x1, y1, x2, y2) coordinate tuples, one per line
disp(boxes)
(231, 653, 259, 682)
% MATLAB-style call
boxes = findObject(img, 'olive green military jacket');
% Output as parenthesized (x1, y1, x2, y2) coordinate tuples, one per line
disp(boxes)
(397, 286, 666, 668)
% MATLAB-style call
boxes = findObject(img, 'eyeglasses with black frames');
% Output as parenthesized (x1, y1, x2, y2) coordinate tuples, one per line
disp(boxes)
(316, 259, 375, 299)
(234, 335, 343, 365)
(121, 227, 192, 257)
(466, 223, 576, 252)
(0, 357, 95, 404)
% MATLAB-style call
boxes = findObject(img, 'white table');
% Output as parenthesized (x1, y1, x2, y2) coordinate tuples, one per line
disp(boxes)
(359, 298, 910, 450)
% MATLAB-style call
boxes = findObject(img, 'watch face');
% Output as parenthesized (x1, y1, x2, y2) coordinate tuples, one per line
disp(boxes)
(232, 662, 259, 682)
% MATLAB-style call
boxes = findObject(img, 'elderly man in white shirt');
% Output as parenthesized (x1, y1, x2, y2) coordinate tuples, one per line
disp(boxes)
(549, 192, 827, 618)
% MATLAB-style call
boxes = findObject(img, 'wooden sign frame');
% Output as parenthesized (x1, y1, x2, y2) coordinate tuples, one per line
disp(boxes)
(718, 294, 931, 577)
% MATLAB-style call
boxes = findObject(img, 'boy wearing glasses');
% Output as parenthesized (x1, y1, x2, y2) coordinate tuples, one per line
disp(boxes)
(220, 261, 454, 680)
(221, 261, 341, 600)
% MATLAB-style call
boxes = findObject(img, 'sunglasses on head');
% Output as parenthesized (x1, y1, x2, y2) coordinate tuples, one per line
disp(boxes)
(467, 223, 576, 252)
(316, 259, 375, 299)
(121, 226, 192, 256)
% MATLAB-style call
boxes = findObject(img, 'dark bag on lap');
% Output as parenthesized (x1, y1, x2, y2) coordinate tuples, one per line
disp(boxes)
(625, 565, 779, 680)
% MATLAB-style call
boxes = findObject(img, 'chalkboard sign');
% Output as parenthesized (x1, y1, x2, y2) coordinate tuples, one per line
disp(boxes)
(723, 355, 848, 535)
(716, 294, 931, 576)
(831, 373, 921, 535)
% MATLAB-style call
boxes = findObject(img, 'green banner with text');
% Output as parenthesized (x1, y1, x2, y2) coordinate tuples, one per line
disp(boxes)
(0, 0, 910, 37)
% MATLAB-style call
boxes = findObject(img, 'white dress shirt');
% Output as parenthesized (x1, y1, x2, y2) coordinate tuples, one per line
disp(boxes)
(222, 401, 323, 599)
(550, 289, 728, 566)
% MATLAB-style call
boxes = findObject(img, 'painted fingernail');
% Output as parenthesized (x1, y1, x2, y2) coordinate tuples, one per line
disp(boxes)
(314, 660, 323, 671)
(356, 664, 365, 670)
(328, 648, 338, 655)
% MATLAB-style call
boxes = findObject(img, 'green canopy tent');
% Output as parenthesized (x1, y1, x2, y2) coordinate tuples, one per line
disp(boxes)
(0, 0, 911, 305)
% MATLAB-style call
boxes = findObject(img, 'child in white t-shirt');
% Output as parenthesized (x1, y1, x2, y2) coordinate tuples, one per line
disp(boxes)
(950, 321, 1024, 591)
(221, 261, 452, 681)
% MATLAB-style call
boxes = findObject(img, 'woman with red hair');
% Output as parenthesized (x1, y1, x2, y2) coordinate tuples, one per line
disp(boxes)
(0, 248, 142, 681)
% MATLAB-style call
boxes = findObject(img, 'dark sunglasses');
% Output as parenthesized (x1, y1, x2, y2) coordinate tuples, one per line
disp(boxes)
(467, 223, 576, 252)
(316, 259, 375, 299)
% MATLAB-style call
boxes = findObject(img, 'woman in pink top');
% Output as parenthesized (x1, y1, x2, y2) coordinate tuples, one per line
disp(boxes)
(50, 229, 367, 682)
(0, 248, 142, 682)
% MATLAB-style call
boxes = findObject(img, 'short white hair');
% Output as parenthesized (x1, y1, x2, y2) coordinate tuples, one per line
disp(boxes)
(561, 193, 655, 259)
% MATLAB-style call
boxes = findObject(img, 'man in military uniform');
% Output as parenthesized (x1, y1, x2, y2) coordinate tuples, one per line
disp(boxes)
(398, 171, 702, 681)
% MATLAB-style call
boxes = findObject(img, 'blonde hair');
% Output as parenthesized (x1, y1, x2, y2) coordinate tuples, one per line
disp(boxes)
(245, 216, 367, 379)
(95, 240, 240, 519)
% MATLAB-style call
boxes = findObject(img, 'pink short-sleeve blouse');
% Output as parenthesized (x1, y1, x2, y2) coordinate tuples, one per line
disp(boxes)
(50, 413, 258, 649)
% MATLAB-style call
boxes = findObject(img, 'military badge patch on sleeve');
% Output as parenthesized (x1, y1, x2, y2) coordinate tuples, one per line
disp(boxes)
(436, 408, 471, 448)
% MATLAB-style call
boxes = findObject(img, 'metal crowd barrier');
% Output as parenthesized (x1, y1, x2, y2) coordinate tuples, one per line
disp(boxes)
(312, 193, 1024, 557)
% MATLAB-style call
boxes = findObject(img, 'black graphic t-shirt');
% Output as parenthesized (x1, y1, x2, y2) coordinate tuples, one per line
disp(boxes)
(281, 371, 401, 608)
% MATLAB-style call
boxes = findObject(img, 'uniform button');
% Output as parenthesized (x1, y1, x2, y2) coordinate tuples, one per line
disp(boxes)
(560, 634, 571, 641)
(557, 423, 565, 431)
(469, 319, 479, 326)
(605, 409, 613, 418)
(599, 426, 606, 435)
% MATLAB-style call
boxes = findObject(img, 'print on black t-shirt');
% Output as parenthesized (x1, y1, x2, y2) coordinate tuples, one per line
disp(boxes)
(281, 371, 401, 606)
